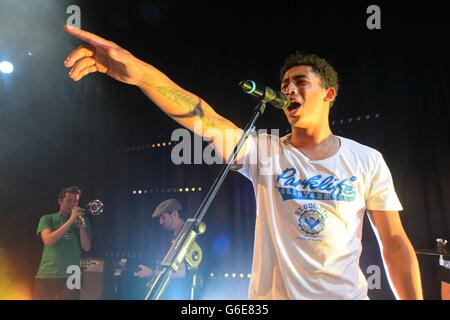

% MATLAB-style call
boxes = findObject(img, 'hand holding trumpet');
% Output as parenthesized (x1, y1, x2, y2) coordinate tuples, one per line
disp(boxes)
(69, 206, 86, 228)
(68, 199, 104, 228)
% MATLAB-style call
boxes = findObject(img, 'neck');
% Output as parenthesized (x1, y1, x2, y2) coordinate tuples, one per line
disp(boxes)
(289, 121, 333, 149)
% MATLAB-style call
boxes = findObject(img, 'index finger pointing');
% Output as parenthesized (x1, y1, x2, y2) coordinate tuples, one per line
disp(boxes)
(64, 24, 110, 47)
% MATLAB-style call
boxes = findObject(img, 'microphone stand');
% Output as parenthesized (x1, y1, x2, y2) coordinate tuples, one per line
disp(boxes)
(145, 101, 267, 300)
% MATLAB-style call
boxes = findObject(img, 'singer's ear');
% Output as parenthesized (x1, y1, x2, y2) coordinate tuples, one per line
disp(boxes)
(324, 87, 336, 104)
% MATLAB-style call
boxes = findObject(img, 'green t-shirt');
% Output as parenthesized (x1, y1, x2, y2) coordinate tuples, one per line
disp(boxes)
(35, 212, 92, 278)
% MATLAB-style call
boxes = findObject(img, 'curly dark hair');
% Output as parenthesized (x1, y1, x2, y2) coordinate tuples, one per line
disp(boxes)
(280, 52, 339, 106)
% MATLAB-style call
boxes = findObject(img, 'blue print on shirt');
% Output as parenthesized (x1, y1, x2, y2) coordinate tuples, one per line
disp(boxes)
(275, 168, 357, 202)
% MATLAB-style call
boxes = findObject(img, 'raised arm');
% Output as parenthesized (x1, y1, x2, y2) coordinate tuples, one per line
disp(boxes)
(64, 25, 242, 161)
(41, 207, 83, 247)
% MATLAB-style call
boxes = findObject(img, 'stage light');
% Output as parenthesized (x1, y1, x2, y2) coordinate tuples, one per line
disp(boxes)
(198, 187, 202, 191)
(0, 61, 14, 74)
(138, 190, 142, 194)
(247, 273, 251, 278)
(239, 273, 244, 278)
(162, 142, 166, 147)
(210, 273, 214, 278)
(132, 190, 137, 194)
(191, 187, 195, 192)
(185, 188, 189, 192)
(224, 273, 229, 278)
(232, 273, 236, 278)
(179, 188, 183, 192)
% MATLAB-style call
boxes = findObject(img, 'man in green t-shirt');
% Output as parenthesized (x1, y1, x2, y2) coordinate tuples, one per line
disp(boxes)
(33, 186, 92, 300)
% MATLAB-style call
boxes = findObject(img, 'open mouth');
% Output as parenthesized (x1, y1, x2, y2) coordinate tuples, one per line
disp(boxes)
(287, 102, 301, 115)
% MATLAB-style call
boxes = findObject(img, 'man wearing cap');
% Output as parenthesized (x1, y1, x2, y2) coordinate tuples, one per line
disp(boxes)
(134, 199, 192, 299)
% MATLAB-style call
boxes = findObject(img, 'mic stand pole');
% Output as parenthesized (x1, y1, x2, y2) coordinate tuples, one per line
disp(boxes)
(145, 101, 267, 300)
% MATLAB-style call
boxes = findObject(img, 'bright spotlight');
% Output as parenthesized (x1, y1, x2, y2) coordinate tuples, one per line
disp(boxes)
(0, 61, 14, 74)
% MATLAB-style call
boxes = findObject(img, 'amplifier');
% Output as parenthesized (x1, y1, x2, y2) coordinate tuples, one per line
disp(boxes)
(80, 258, 105, 300)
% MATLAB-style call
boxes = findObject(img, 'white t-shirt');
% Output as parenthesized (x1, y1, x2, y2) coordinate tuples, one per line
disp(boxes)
(235, 132, 403, 300)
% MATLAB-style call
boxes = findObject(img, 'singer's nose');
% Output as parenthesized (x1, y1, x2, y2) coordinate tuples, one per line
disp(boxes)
(286, 82, 298, 96)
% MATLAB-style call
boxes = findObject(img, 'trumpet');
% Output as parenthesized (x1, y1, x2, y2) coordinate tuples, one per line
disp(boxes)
(74, 199, 104, 228)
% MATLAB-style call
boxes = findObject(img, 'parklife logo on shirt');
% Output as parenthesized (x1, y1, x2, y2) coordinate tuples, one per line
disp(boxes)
(275, 168, 358, 202)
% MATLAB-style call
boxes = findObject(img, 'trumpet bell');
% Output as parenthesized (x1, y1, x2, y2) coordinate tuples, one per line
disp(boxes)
(86, 199, 103, 215)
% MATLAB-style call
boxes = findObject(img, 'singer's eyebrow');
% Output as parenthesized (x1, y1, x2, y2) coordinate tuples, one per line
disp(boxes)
(281, 74, 308, 85)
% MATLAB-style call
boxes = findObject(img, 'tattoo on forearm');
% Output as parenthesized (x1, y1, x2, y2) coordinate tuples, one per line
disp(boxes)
(155, 86, 215, 127)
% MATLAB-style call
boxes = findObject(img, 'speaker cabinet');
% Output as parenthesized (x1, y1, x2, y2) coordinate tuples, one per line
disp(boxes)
(80, 258, 105, 300)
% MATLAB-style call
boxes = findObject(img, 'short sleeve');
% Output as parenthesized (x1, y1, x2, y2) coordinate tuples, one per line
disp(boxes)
(233, 131, 283, 183)
(365, 153, 403, 212)
(233, 130, 259, 181)
(36, 215, 52, 235)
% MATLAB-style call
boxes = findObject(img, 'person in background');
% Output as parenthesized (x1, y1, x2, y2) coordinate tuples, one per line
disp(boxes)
(33, 186, 92, 300)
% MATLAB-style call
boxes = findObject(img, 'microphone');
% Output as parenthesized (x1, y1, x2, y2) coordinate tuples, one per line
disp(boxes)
(239, 80, 290, 109)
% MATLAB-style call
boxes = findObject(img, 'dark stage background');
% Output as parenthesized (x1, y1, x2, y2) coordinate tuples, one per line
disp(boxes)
(0, 0, 449, 299)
